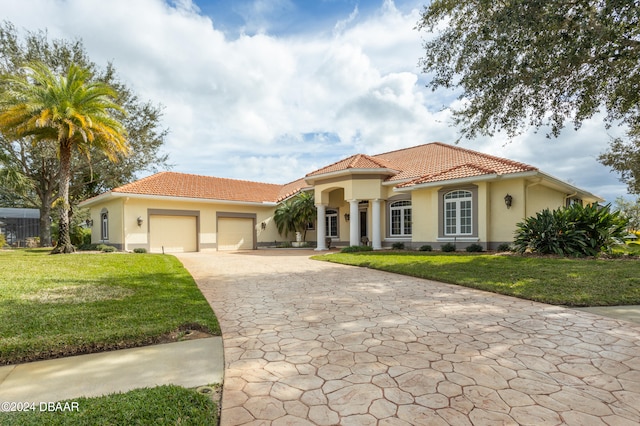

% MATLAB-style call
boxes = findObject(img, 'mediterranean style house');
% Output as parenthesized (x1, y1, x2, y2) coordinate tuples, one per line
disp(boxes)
(79, 142, 602, 252)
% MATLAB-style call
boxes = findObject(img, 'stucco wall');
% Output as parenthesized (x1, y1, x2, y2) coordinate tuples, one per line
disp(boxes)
(88, 198, 125, 247)
(486, 179, 526, 243)
(526, 184, 566, 217)
(89, 197, 282, 251)
(402, 177, 577, 250)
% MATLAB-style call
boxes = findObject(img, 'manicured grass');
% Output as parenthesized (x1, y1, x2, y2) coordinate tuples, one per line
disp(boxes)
(314, 252, 640, 306)
(0, 249, 220, 365)
(0, 385, 218, 425)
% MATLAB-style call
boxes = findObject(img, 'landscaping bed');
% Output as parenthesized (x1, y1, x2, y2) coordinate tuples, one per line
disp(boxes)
(0, 249, 220, 365)
(314, 251, 640, 306)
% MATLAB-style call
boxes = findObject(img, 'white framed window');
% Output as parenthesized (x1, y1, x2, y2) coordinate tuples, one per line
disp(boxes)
(100, 210, 109, 240)
(390, 200, 412, 236)
(325, 209, 338, 238)
(444, 190, 472, 235)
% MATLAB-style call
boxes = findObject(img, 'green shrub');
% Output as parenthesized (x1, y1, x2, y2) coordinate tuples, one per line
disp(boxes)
(465, 243, 483, 252)
(496, 243, 511, 252)
(133, 248, 147, 253)
(70, 225, 91, 246)
(392, 242, 405, 250)
(419, 245, 433, 251)
(441, 242, 456, 252)
(514, 203, 628, 256)
(341, 245, 373, 253)
(100, 245, 117, 253)
(0, 233, 6, 248)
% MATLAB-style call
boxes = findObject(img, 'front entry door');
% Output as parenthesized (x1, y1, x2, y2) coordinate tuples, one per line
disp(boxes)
(360, 210, 367, 239)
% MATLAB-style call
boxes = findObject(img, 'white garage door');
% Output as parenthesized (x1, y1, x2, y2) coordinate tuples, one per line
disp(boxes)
(149, 215, 197, 253)
(218, 217, 254, 250)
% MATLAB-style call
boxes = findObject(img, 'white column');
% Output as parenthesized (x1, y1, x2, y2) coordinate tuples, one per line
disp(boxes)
(349, 199, 359, 247)
(372, 199, 382, 250)
(315, 204, 327, 251)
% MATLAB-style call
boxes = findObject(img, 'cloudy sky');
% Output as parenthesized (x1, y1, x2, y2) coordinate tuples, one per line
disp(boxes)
(0, 0, 630, 202)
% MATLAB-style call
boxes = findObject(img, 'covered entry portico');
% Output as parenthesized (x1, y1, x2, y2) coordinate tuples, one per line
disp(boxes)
(314, 199, 383, 250)
(305, 154, 399, 251)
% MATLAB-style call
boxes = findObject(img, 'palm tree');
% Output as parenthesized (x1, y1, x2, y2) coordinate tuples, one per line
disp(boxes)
(274, 200, 298, 240)
(274, 192, 317, 242)
(292, 191, 316, 241)
(0, 62, 128, 253)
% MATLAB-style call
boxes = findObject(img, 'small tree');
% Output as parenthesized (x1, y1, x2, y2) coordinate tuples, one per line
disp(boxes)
(613, 196, 640, 232)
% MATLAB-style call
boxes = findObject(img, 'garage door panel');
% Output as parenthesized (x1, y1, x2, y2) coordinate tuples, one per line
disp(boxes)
(150, 215, 197, 253)
(218, 217, 254, 250)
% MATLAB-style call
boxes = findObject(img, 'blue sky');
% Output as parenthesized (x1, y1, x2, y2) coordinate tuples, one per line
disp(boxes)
(0, 0, 630, 202)
(194, 0, 419, 37)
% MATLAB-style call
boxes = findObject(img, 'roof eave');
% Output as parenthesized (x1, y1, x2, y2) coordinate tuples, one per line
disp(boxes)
(277, 186, 314, 203)
(394, 173, 501, 192)
(305, 168, 399, 185)
(80, 192, 278, 207)
(535, 171, 605, 202)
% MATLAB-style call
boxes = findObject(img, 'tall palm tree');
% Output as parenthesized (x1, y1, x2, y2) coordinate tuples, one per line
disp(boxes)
(0, 62, 128, 253)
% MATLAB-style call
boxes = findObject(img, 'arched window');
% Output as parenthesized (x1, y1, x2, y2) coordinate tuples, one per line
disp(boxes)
(390, 200, 412, 236)
(325, 209, 338, 238)
(100, 209, 109, 240)
(444, 190, 472, 235)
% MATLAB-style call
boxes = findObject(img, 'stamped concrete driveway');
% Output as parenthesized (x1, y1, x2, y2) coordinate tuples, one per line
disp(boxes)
(177, 250, 640, 426)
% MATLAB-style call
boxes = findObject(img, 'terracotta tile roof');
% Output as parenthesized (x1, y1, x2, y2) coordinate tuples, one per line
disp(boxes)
(112, 172, 283, 203)
(398, 163, 498, 187)
(98, 143, 538, 205)
(306, 154, 398, 177)
(277, 177, 312, 202)
(373, 142, 537, 183)
(304, 143, 536, 184)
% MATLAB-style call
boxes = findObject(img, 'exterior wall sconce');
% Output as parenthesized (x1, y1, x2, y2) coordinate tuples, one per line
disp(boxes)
(137, 216, 144, 227)
(261, 222, 266, 230)
(85, 219, 93, 227)
(344, 213, 350, 221)
(504, 194, 513, 209)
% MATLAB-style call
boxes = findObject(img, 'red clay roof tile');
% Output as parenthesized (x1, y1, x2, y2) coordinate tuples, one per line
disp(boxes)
(306, 154, 398, 177)
(104, 143, 538, 203)
(113, 172, 283, 203)
(373, 142, 536, 183)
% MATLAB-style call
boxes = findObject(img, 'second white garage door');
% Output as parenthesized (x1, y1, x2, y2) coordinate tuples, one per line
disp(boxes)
(218, 217, 254, 250)
(149, 215, 197, 253)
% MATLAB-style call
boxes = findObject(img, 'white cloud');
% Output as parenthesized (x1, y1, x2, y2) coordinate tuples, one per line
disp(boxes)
(0, 0, 629, 201)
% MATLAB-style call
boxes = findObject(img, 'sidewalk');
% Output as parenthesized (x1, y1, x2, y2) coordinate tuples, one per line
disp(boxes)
(573, 304, 640, 325)
(0, 337, 223, 403)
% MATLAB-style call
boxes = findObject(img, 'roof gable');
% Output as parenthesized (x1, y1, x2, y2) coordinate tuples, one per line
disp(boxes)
(306, 154, 398, 178)
(373, 142, 537, 183)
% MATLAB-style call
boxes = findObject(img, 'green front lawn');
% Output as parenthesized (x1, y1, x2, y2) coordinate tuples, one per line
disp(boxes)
(0, 385, 218, 426)
(0, 249, 220, 365)
(315, 252, 640, 306)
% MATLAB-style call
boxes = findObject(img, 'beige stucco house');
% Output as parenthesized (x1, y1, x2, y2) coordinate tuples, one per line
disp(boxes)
(79, 142, 603, 252)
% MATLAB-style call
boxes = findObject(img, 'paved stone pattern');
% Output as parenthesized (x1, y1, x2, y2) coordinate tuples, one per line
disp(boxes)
(178, 251, 640, 426)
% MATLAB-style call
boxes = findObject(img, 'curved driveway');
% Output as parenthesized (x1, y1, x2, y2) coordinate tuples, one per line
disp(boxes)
(177, 251, 640, 426)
